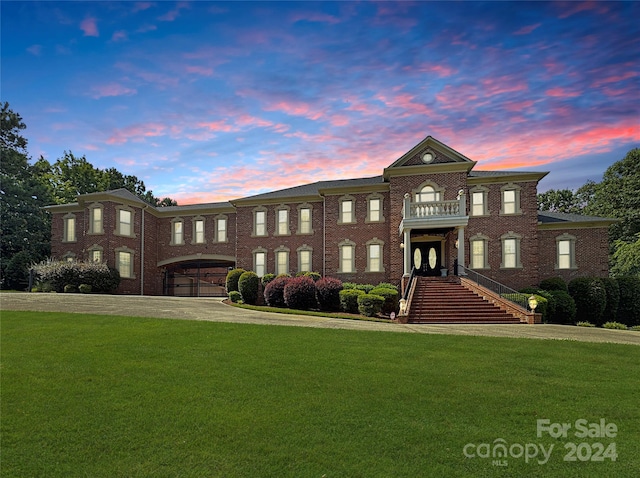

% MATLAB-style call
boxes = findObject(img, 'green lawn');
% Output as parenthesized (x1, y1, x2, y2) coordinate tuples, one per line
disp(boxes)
(2, 311, 639, 477)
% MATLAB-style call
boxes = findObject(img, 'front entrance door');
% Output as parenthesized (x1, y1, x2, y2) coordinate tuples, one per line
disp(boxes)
(412, 241, 442, 276)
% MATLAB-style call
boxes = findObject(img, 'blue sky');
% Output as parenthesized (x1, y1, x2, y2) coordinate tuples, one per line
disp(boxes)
(2, 1, 639, 204)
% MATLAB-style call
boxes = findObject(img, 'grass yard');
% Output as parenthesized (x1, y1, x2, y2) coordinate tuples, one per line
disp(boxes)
(2, 311, 639, 477)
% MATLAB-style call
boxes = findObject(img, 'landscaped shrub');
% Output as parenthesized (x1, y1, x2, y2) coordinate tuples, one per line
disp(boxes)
(357, 294, 385, 317)
(376, 282, 399, 293)
(229, 291, 242, 303)
(238, 271, 260, 305)
(342, 282, 357, 290)
(534, 290, 556, 323)
(304, 271, 322, 282)
(354, 284, 375, 293)
(2, 250, 32, 290)
(284, 276, 318, 310)
(568, 277, 607, 326)
(603, 321, 628, 330)
(263, 276, 291, 307)
(539, 276, 568, 292)
(78, 284, 92, 294)
(225, 268, 245, 293)
(616, 276, 640, 327)
(631, 325, 640, 332)
(576, 321, 595, 327)
(315, 277, 343, 312)
(339, 289, 365, 313)
(64, 284, 77, 293)
(261, 273, 276, 286)
(600, 277, 620, 322)
(370, 287, 399, 315)
(30, 260, 120, 293)
(547, 290, 576, 324)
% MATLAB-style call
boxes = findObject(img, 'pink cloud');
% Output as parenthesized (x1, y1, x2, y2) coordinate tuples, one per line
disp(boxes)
(90, 83, 137, 99)
(514, 23, 542, 35)
(197, 120, 237, 133)
(557, 1, 610, 19)
(80, 17, 99, 37)
(409, 63, 457, 77)
(158, 2, 189, 22)
(106, 122, 167, 144)
(545, 87, 580, 98)
(290, 11, 341, 24)
(132, 2, 155, 13)
(263, 100, 323, 121)
(27, 44, 42, 56)
(111, 30, 128, 42)
(185, 65, 214, 76)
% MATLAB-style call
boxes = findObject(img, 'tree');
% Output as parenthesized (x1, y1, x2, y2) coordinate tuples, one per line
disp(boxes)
(537, 188, 583, 213)
(611, 234, 640, 277)
(0, 102, 52, 288)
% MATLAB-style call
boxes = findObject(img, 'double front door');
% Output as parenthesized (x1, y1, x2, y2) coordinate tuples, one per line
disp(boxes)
(412, 241, 442, 276)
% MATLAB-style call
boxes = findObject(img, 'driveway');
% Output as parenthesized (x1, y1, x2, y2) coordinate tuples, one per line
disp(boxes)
(2, 292, 639, 346)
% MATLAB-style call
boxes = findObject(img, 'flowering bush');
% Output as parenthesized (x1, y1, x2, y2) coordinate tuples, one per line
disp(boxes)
(284, 276, 317, 310)
(30, 259, 120, 293)
(264, 276, 291, 307)
(315, 277, 343, 311)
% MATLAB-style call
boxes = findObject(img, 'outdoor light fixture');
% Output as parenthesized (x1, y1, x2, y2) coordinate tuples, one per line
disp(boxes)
(400, 242, 405, 249)
(528, 295, 538, 312)
(399, 298, 407, 314)
(455, 239, 459, 249)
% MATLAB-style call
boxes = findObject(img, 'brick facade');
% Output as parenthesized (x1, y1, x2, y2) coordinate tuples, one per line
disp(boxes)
(46, 136, 614, 296)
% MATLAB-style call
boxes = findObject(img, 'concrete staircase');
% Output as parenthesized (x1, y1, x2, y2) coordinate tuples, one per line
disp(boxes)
(408, 277, 520, 324)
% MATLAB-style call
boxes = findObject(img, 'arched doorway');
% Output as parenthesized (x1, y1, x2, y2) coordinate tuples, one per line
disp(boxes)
(159, 255, 235, 297)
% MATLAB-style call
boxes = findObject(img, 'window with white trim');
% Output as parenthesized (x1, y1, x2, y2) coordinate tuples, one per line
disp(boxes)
(89, 204, 103, 234)
(469, 234, 490, 269)
(298, 205, 312, 234)
(171, 218, 184, 245)
(193, 218, 205, 244)
(276, 207, 290, 236)
(367, 195, 384, 223)
(501, 232, 522, 269)
(501, 184, 521, 215)
(339, 196, 355, 224)
(215, 216, 227, 243)
(254, 209, 267, 237)
(89, 246, 103, 263)
(338, 240, 356, 273)
(470, 187, 489, 216)
(116, 208, 134, 237)
(297, 245, 313, 273)
(63, 213, 76, 242)
(366, 239, 384, 272)
(115, 248, 134, 279)
(275, 247, 290, 276)
(253, 249, 267, 277)
(556, 233, 577, 270)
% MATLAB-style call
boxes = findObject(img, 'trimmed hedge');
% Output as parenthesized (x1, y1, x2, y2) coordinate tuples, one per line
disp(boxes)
(30, 259, 120, 293)
(238, 271, 260, 305)
(568, 277, 607, 326)
(539, 276, 568, 292)
(315, 277, 343, 312)
(339, 289, 365, 314)
(304, 271, 322, 282)
(616, 276, 640, 327)
(369, 287, 399, 315)
(226, 268, 245, 293)
(357, 294, 385, 317)
(261, 273, 276, 286)
(229, 291, 242, 303)
(600, 277, 620, 322)
(354, 284, 375, 293)
(547, 290, 576, 324)
(284, 276, 317, 310)
(263, 276, 291, 308)
(376, 282, 399, 293)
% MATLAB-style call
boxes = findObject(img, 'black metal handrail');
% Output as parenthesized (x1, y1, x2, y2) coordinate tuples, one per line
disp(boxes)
(402, 267, 416, 301)
(458, 265, 529, 311)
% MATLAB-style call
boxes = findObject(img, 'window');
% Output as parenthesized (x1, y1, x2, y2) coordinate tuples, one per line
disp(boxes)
(416, 185, 441, 202)
(216, 217, 227, 243)
(63, 214, 76, 242)
(275, 247, 290, 276)
(470, 187, 489, 216)
(339, 196, 355, 224)
(171, 219, 184, 245)
(117, 208, 133, 236)
(115, 248, 134, 279)
(366, 239, 384, 272)
(63, 251, 76, 262)
(192, 218, 205, 244)
(89, 204, 103, 234)
(276, 208, 289, 236)
(297, 245, 313, 273)
(367, 195, 384, 223)
(254, 209, 267, 236)
(298, 205, 312, 234)
(556, 234, 577, 270)
(89, 246, 103, 263)
(469, 234, 490, 269)
(254, 249, 267, 277)
(501, 184, 521, 215)
(501, 232, 522, 269)
(338, 240, 356, 273)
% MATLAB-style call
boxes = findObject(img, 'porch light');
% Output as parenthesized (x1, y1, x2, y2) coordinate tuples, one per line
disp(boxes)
(399, 298, 407, 314)
(400, 242, 405, 249)
(528, 295, 538, 312)
(455, 239, 459, 249)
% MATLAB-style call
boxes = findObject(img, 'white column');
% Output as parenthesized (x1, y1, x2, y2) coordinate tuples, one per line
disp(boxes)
(404, 228, 411, 276)
(457, 226, 465, 275)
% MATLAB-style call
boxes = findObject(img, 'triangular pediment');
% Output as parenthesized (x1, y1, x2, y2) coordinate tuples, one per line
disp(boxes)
(386, 136, 474, 169)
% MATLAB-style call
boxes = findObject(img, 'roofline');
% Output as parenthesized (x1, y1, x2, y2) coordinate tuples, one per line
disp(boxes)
(468, 171, 549, 184)
(384, 161, 476, 179)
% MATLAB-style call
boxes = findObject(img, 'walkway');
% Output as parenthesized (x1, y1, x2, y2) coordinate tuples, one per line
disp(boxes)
(2, 292, 638, 346)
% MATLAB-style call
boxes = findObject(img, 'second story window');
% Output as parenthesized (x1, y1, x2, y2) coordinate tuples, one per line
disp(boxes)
(171, 219, 184, 245)
(89, 205, 103, 234)
(254, 209, 266, 236)
(368, 197, 381, 222)
(63, 214, 76, 242)
(193, 219, 205, 244)
(276, 208, 289, 236)
(298, 207, 311, 234)
(340, 198, 354, 224)
(118, 209, 132, 236)
(216, 217, 227, 242)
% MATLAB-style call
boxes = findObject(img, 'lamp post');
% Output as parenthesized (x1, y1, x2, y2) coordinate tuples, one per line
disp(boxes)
(528, 295, 538, 312)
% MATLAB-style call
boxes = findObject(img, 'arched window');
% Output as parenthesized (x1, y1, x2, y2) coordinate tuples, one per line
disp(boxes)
(416, 185, 441, 202)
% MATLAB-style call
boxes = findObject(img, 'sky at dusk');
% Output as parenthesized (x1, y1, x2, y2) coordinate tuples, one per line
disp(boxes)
(2, 1, 639, 205)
